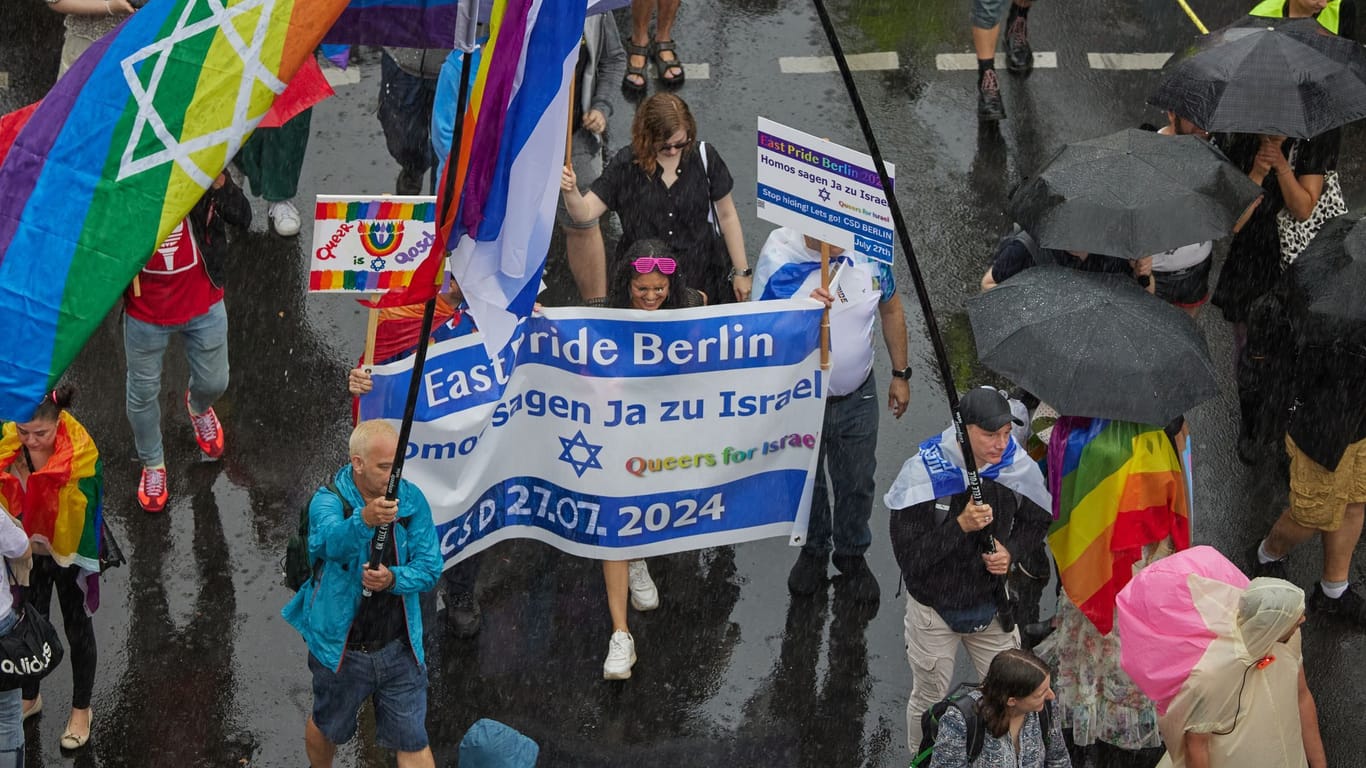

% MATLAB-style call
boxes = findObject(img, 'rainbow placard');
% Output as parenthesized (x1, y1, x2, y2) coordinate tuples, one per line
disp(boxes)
(309, 194, 439, 293)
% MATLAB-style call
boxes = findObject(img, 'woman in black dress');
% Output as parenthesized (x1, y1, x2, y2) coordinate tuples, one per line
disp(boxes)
(560, 93, 752, 304)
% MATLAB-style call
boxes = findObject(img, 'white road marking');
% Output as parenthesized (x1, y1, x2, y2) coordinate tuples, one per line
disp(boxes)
(1087, 52, 1171, 70)
(779, 52, 900, 74)
(0, 72, 9, 90)
(935, 52, 1058, 70)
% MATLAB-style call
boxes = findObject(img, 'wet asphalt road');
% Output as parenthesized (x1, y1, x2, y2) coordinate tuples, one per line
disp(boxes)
(2, 1, 1365, 766)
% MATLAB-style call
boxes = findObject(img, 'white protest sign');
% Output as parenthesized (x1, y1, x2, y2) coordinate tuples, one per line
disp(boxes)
(359, 301, 828, 564)
(309, 195, 438, 292)
(755, 117, 895, 263)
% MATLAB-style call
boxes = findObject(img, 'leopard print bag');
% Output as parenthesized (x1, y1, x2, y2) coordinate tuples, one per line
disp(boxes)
(1276, 142, 1346, 270)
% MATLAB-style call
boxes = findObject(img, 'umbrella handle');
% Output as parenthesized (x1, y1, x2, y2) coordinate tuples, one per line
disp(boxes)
(1175, 0, 1209, 34)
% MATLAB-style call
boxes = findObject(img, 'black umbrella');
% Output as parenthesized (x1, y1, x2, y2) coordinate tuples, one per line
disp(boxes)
(967, 267, 1219, 425)
(1286, 211, 1366, 333)
(1150, 16, 1366, 138)
(1008, 128, 1263, 259)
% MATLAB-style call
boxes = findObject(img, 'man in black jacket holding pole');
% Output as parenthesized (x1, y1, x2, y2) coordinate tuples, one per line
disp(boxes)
(884, 387, 1053, 751)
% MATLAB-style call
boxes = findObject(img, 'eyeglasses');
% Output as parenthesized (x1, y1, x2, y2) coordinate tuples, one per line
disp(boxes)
(632, 256, 676, 274)
(656, 138, 693, 152)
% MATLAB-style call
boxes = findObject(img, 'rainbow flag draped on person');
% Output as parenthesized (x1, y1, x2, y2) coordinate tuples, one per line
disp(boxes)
(1047, 417, 1190, 634)
(0, 413, 103, 610)
(391, 0, 586, 357)
(0, 0, 348, 421)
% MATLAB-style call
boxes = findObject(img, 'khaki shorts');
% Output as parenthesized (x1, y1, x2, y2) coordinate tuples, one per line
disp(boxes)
(1286, 434, 1366, 531)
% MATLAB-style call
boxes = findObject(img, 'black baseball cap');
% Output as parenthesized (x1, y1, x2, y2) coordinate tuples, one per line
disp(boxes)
(958, 387, 1024, 431)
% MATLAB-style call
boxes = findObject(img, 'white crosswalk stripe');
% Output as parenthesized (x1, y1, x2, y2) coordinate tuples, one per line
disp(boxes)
(779, 52, 900, 74)
(1087, 52, 1171, 70)
(935, 52, 1058, 71)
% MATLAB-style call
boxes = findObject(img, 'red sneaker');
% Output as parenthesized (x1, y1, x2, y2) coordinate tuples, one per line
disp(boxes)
(186, 392, 225, 459)
(138, 467, 169, 513)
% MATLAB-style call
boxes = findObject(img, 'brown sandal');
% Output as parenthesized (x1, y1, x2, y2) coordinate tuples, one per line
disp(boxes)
(650, 38, 685, 86)
(622, 39, 650, 95)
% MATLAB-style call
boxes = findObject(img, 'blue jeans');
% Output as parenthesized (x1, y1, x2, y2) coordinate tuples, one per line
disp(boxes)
(805, 373, 879, 558)
(308, 640, 429, 752)
(0, 611, 23, 768)
(124, 300, 230, 467)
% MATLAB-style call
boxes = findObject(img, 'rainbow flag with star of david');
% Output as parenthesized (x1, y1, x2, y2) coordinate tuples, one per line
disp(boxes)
(0, 0, 349, 421)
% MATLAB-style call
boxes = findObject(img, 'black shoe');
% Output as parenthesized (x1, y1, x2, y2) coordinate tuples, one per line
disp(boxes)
(396, 168, 424, 196)
(832, 554, 881, 603)
(1005, 15, 1032, 73)
(1308, 582, 1366, 628)
(977, 70, 1006, 122)
(1245, 541, 1289, 580)
(445, 591, 483, 638)
(788, 551, 829, 596)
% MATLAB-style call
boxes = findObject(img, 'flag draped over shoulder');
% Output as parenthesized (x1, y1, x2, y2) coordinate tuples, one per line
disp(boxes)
(391, 0, 585, 356)
(1047, 416, 1191, 634)
(883, 426, 1052, 513)
(0, 413, 103, 589)
(0, 0, 348, 422)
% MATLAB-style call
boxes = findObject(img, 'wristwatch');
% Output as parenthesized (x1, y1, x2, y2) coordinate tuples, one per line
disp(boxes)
(727, 267, 753, 281)
(890, 366, 913, 380)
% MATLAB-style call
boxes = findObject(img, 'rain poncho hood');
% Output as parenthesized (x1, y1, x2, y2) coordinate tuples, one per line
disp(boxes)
(1146, 570, 1308, 768)
(884, 425, 1051, 512)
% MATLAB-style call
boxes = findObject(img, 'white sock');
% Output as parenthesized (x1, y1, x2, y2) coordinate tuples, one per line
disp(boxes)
(1320, 580, 1349, 599)
(1257, 540, 1281, 564)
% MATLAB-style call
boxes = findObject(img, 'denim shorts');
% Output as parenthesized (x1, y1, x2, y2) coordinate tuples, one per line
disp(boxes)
(308, 640, 429, 752)
(972, 0, 1035, 28)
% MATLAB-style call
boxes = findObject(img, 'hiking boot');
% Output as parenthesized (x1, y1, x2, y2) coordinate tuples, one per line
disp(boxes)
(1005, 14, 1033, 73)
(445, 590, 482, 638)
(602, 630, 636, 680)
(833, 554, 881, 604)
(1308, 582, 1366, 628)
(977, 69, 1006, 122)
(395, 168, 424, 196)
(627, 559, 660, 611)
(138, 467, 169, 514)
(186, 392, 225, 459)
(787, 550, 828, 596)
(1246, 541, 1288, 580)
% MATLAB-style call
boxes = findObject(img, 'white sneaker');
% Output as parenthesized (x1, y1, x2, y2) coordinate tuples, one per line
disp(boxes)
(602, 630, 636, 680)
(268, 199, 301, 237)
(628, 559, 660, 611)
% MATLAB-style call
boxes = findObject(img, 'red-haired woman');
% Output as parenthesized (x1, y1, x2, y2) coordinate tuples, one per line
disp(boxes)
(561, 93, 751, 305)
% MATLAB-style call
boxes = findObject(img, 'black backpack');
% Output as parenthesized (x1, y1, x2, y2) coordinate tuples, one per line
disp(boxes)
(283, 482, 352, 592)
(910, 684, 1053, 766)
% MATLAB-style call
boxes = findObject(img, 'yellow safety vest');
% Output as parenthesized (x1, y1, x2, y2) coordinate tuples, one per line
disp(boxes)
(1249, 0, 1342, 34)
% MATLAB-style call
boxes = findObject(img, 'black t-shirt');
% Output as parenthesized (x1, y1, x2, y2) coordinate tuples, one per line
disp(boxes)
(1288, 338, 1366, 470)
(591, 143, 734, 292)
(347, 526, 406, 648)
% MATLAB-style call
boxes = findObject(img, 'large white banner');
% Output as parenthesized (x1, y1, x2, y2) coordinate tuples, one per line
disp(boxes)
(359, 300, 828, 565)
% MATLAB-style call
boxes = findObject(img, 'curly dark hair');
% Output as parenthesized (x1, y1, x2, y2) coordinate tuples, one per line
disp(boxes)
(608, 239, 686, 310)
(978, 649, 1051, 738)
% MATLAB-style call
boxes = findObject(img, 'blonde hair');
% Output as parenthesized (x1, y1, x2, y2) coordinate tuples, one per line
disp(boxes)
(349, 420, 398, 461)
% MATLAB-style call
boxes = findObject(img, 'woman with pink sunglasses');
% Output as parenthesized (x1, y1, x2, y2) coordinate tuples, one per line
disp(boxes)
(599, 240, 704, 680)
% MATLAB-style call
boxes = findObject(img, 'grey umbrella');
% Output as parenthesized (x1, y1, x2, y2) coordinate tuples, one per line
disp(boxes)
(1287, 210, 1366, 322)
(1150, 16, 1366, 139)
(967, 267, 1220, 425)
(1008, 128, 1263, 259)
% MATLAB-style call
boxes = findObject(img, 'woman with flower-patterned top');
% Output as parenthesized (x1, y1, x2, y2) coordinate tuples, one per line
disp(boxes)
(930, 650, 1071, 768)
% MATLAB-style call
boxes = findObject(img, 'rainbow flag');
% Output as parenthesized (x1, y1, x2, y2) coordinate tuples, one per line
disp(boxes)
(0, 413, 102, 576)
(0, 0, 348, 421)
(1047, 417, 1190, 634)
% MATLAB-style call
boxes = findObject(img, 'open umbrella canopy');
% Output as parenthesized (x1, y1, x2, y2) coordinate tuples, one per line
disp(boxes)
(1150, 16, 1366, 138)
(1286, 209, 1366, 324)
(967, 267, 1219, 425)
(1008, 128, 1262, 259)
